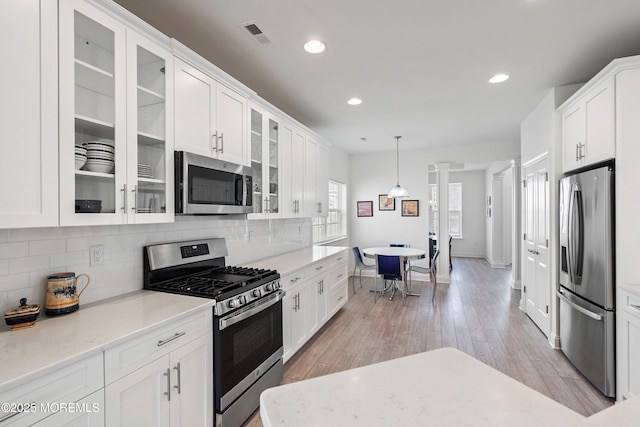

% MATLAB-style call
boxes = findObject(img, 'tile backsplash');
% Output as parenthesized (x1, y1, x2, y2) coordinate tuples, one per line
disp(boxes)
(0, 217, 311, 315)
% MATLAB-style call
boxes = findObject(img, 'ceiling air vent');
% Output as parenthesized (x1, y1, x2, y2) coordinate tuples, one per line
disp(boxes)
(241, 21, 273, 46)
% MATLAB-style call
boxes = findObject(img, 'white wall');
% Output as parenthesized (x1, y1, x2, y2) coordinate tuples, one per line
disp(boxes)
(349, 141, 519, 263)
(349, 151, 430, 252)
(519, 85, 580, 346)
(449, 170, 486, 258)
(0, 217, 311, 315)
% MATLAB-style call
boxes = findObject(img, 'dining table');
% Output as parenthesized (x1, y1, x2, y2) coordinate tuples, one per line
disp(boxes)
(362, 246, 426, 298)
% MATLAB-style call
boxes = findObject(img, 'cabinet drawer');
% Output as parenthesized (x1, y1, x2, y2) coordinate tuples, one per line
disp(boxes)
(104, 309, 212, 385)
(31, 389, 104, 427)
(309, 252, 348, 278)
(0, 353, 103, 426)
(623, 290, 640, 318)
(282, 270, 307, 291)
(328, 278, 348, 315)
(327, 264, 348, 289)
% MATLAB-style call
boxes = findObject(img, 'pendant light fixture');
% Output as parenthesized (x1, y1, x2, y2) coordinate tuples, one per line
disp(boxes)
(388, 135, 410, 198)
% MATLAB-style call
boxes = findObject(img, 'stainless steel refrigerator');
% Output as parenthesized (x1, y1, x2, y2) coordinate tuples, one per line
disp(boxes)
(558, 163, 615, 398)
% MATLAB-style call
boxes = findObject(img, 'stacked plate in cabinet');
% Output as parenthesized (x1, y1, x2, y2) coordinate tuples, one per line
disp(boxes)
(75, 145, 87, 170)
(138, 164, 154, 179)
(83, 141, 115, 174)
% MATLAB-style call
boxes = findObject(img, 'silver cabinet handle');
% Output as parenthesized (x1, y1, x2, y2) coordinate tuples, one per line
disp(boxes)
(580, 143, 586, 160)
(337, 274, 345, 279)
(211, 132, 218, 152)
(219, 132, 224, 153)
(290, 276, 301, 284)
(131, 185, 137, 212)
(264, 197, 270, 213)
(337, 257, 344, 261)
(630, 304, 640, 311)
(316, 265, 325, 271)
(121, 184, 127, 212)
(0, 403, 36, 423)
(317, 202, 322, 213)
(576, 143, 580, 162)
(157, 332, 186, 347)
(338, 296, 344, 302)
(173, 362, 182, 394)
(164, 368, 171, 401)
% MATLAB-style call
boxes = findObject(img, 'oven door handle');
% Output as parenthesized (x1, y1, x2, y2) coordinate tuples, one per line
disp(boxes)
(219, 290, 285, 330)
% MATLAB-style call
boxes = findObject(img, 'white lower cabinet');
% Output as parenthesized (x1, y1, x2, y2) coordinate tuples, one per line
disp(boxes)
(0, 353, 103, 426)
(283, 279, 311, 362)
(32, 390, 105, 427)
(619, 289, 640, 400)
(282, 251, 349, 362)
(105, 334, 211, 427)
(104, 309, 213, 426)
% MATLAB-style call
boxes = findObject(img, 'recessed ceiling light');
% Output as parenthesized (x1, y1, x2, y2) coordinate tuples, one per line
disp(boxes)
(347, 98, 362, 106)
(489, 74, 510, 83)
(360, 137, 367, 143)
(304, 40, 325, 54)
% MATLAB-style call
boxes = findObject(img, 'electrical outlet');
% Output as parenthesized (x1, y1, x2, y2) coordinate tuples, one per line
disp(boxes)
(90, 245, 104, 266)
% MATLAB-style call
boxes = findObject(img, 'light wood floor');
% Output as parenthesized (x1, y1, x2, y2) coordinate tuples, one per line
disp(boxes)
(243, 257, 612, 426)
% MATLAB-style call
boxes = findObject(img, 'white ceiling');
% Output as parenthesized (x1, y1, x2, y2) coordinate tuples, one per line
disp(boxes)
(115, 0, 640, 154)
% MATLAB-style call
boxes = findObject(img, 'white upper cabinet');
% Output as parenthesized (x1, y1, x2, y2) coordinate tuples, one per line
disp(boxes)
(316, 142, 329, 217)
(174, 57, 248, 166)
(248, 104, 281, 218)
(58, 0, 174, 226)
(0, 0, 58, 228)
(560, 75, 615, 172)
(279, 121, 306, 217)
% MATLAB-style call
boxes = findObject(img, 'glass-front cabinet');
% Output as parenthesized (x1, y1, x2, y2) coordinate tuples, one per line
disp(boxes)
(59, 0, 173, 225)
(248, 104, 280, 218)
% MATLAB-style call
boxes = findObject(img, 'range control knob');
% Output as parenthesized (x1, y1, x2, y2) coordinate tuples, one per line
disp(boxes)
(238, 295, 247, 305)
(266, 283, 274, 291)
(227, 299, 238, 309)
(252, 289, 262, 298)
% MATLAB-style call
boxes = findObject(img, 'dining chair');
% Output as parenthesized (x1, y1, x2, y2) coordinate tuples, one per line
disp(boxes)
(374, 254, 405, 303)
(352, 247, 375, 294)
(389, 243, 411, 281)
(409, 248, 440, 302)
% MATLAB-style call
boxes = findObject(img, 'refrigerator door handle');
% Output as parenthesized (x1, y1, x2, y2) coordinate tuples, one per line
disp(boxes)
(557, 289, 603, 321)
(568, 182, 584, 284)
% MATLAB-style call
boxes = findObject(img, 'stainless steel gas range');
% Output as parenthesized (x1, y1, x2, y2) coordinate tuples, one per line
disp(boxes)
(143, 238, 284, 427)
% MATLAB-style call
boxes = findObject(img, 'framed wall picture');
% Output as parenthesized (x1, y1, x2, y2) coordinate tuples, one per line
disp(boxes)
(357, 201, 373, 217)
(401, 200, 419, 217)
(378, 194, 395, 211)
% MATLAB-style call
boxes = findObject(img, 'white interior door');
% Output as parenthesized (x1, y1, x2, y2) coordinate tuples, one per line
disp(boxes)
(522, 157, 551, 337)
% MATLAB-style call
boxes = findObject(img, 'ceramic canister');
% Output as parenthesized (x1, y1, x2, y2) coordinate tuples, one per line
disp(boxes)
(45, 272, 90, 316)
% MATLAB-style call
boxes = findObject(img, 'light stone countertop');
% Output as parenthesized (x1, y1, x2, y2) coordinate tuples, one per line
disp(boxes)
(245, 245, 348, 276)
(0, 291, 214, 394)
(620, 284, 640, 297)
(260, 347, 592, 427)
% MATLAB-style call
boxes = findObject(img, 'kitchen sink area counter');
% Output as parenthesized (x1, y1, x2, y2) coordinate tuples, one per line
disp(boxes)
(0, 290, 214, 394)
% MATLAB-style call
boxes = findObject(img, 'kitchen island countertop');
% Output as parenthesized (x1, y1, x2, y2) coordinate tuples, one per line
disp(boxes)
(260, 347, 630, 426)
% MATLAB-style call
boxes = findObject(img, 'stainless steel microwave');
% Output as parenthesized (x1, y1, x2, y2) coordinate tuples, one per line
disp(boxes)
(175, 151, 253, 214)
